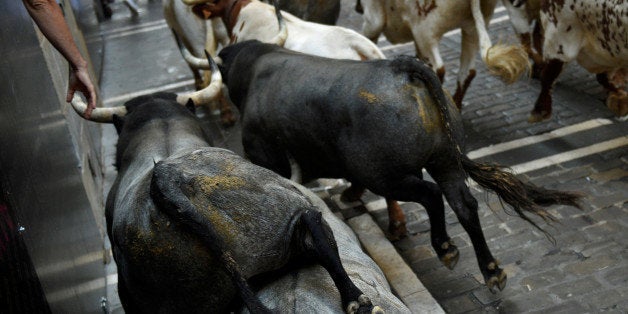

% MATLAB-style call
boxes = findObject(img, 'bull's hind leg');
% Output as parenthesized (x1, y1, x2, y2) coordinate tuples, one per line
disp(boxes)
(384, 176, 459, 270)
(300, 210, 382, 314)
(151, 162, 271, 314)
(430, 173, 506, 292)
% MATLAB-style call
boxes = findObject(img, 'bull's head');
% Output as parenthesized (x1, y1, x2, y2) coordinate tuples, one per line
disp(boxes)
(70, 51, 222, 122)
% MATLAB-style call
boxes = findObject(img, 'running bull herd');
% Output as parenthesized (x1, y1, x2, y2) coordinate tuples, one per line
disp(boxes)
(68, 0, 627, 312)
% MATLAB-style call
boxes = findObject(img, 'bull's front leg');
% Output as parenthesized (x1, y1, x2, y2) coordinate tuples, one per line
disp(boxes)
(529, 58, 564, 123)
(299, 210, 383, 314)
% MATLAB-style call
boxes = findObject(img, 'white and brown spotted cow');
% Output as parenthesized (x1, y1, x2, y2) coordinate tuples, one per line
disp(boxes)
(529, 0, 627, 122)
(356, 0, 529, 108)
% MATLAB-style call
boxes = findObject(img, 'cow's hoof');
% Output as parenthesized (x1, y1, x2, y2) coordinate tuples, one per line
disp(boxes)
(527, 111, 551, 123)
(484, 263, 507, 293)
(438, 242, 460, 270)
(607, 91, 628, 118)
(387, 221, 408, 241)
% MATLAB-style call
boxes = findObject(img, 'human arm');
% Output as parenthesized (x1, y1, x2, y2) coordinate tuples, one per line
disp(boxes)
(22, 0, 97, 118)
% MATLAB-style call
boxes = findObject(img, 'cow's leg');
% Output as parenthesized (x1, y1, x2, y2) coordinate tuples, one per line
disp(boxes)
(385, 199, 408, 240)
(411, 28, 445, 82)
(150, 165, 272, 314)
(429, 172, 506, 292)
(530, 22, 545, 79)
(359, 0, 386, 43)
(596, 72, 628, 117)
(453, 27, 479, 109)
(529, 58, 564, 123)
(242, 133, 291, 178)
(299, 209, 382, 313)
(383, 176, 459, 270)
(218, 85, 236, 126)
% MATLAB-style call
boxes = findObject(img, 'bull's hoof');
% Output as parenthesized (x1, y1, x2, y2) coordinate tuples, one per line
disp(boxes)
(387, 221, 408, 241)
(346, 295, 383, 314)
(438, 242, 460, 270)
(484, 262, 507, 293)
(606, 91, 628, 118)
(527, 110, 551, 123)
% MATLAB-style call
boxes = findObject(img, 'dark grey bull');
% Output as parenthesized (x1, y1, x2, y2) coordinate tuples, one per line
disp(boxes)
(217, 40, 583, 291)
(69, 87, 388, 312)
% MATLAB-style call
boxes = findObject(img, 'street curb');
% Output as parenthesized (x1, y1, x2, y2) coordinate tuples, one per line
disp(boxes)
(346, 213, 444, 313)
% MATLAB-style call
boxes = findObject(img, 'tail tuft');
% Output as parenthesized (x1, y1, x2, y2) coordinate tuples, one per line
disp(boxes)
(462, 157, 584, 242)
(484, 44, 530, 84)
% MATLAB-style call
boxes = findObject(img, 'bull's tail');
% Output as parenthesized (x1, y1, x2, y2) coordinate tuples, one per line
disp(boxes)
(470, 0, 529, 84)
(461, 156, 583, 239)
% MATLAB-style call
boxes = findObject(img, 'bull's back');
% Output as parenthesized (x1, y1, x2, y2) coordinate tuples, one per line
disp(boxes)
(108, 148, 312, 312)
(243, 53, 451, 182)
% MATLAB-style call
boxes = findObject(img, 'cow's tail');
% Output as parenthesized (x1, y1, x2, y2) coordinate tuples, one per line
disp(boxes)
(270, 0, 288, 46)
(461, 156, 583, 240)
(470, 0, 529, 84)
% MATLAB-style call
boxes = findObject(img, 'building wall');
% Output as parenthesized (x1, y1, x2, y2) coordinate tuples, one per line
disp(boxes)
(0, 1, 105, 313)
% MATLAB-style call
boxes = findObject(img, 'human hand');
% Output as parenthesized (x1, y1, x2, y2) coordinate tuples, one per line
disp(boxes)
(66, 63, 97, 119)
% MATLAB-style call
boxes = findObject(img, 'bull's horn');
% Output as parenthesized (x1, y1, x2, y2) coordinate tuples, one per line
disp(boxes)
(176, 50, 223, 105)
(70, 95, 126, 123)
(171, 28, 219, 69)
(269, 0, 288, 46)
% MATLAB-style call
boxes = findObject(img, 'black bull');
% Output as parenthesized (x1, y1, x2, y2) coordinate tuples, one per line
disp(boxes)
(217, 40, 583, 291)
(104, 94, 383, 313)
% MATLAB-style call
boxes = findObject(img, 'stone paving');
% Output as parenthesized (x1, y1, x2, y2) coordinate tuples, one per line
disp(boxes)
(84, 0, 627, 312)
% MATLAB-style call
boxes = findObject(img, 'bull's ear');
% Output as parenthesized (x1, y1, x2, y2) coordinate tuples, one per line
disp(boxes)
(185, 98, 196, 113)
(112, 114, 125, 134)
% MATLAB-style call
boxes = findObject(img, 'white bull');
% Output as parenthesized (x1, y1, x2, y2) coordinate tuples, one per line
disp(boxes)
(356, 0, 529, 108)
(529, 0, 628, 122)
(182, 0, 385, 61)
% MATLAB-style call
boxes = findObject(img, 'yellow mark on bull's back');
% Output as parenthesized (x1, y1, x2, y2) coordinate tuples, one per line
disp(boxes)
(359, 90, 380, 104)
(195, 175, 245, 194)
(413, 92, 437, 133)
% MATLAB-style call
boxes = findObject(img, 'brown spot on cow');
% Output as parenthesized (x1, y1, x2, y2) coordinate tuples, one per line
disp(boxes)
(416, 0, 436, 16)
